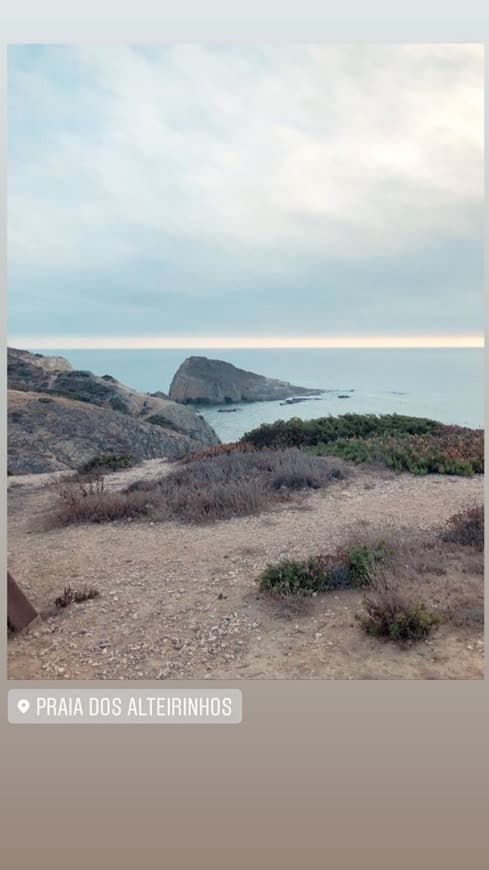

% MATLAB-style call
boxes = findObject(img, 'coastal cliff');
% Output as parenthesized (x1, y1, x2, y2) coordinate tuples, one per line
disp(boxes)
(7, 348, 219, 473)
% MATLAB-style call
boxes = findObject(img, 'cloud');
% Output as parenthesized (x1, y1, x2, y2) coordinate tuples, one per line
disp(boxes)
(7, 43, 484, 339)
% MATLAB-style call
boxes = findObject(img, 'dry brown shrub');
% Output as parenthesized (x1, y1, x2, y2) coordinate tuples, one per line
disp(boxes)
(142, 448, 346, 523)
(50, 448, 346, 526)
(442, 504, 484, 551)
(51, 474, 150, 525)
(357, 568, 440, 644)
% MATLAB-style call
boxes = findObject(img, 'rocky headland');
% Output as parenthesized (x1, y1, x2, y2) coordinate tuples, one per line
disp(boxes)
(8, 348, 219, 474)
(169, 355, 323, 405)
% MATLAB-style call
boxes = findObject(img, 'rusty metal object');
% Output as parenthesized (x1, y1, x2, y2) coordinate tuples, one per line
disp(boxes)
(7, 572, 39, 633)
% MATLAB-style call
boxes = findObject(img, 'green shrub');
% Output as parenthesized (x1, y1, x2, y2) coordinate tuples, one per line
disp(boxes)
(79, 453, 135, 474)
(310, 429, 482, 476)
(258, 556, 334, 596)
(257, 540, 391, 596)
(358, 596, 440, 644)
(243, 413, 439, 449)
(242, 413, 483, 477)
(346, 542, 392, 584)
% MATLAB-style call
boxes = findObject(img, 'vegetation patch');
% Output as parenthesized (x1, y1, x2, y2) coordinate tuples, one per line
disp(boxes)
(146, 414, 180, 431)
(242, 413, 483, 476)
(109, 397, 129, 413)
(178, 441, 256, 464)
(52, 448, 345, 526)
(257, 540, 391, 597)
(357, 579, 440, 644)
(52, 474, 149, 525)
(55, 585, 100, 609)
(79, 453, 136, 474)
(442, 505, 484, 550)
(243, 413, 439, 448)
(258, 517, 483, 643)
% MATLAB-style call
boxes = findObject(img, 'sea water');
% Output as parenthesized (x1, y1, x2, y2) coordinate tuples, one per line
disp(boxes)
(29, 348, 484, 442)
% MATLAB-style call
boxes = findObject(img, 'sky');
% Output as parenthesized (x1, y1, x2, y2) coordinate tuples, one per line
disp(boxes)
(8, 43, 484, 349)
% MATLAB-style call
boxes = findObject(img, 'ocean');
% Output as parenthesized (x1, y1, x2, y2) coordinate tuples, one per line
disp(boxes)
(30, 348, 484, 442)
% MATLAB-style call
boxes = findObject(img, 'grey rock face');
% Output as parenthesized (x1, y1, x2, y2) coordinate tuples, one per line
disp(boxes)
(8, 347, 219, 449)
(8, 391, 202, 474)
(169, 356, 323, 405)
(7, 347, 73, 392)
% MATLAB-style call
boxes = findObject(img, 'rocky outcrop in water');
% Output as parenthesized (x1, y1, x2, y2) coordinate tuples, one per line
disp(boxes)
(169, 356, 323, 405)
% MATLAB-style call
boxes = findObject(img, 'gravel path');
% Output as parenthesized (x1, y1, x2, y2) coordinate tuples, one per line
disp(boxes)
(8, 461, 484, 680)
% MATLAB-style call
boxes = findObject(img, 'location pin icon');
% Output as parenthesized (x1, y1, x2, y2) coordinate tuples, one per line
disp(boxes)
(17, 699, 30, 715)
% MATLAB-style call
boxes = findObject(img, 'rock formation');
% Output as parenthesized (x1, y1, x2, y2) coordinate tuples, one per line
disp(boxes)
(169, 356, 323, 405)
(8, 347, 219, 446)
(8, 348, 220, 474)
(8, 390, 208, 474)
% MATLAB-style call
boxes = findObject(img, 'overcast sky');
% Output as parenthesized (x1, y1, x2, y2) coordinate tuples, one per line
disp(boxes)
(8, 43, 484, 348)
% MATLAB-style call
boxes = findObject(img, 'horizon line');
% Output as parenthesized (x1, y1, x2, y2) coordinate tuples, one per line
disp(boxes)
(9, 334, 485, 350)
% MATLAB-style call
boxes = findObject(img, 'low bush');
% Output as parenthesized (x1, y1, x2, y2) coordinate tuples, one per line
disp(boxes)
(442, 505, 484, 550)
(52, 475, 150, 525)
(243, 413, 439, 449)
(440, 580, 484, 628)
(178, 442, 256, 464)
(242, 413, 483, 476)
(312, 429, 483, 476)
(259, 555, 329, 596)
(257, 540, 391, 596)
(55, 585, 100, 608)
(79, 453, 135, 474)
(135, 448, 345, 524)
(357, 577, 440, 644)
(345, 542, 393, 583)
(52, 448, 345, 526)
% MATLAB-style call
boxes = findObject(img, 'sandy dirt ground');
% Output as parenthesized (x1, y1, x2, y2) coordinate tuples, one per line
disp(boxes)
(7, 460, 484, 680)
